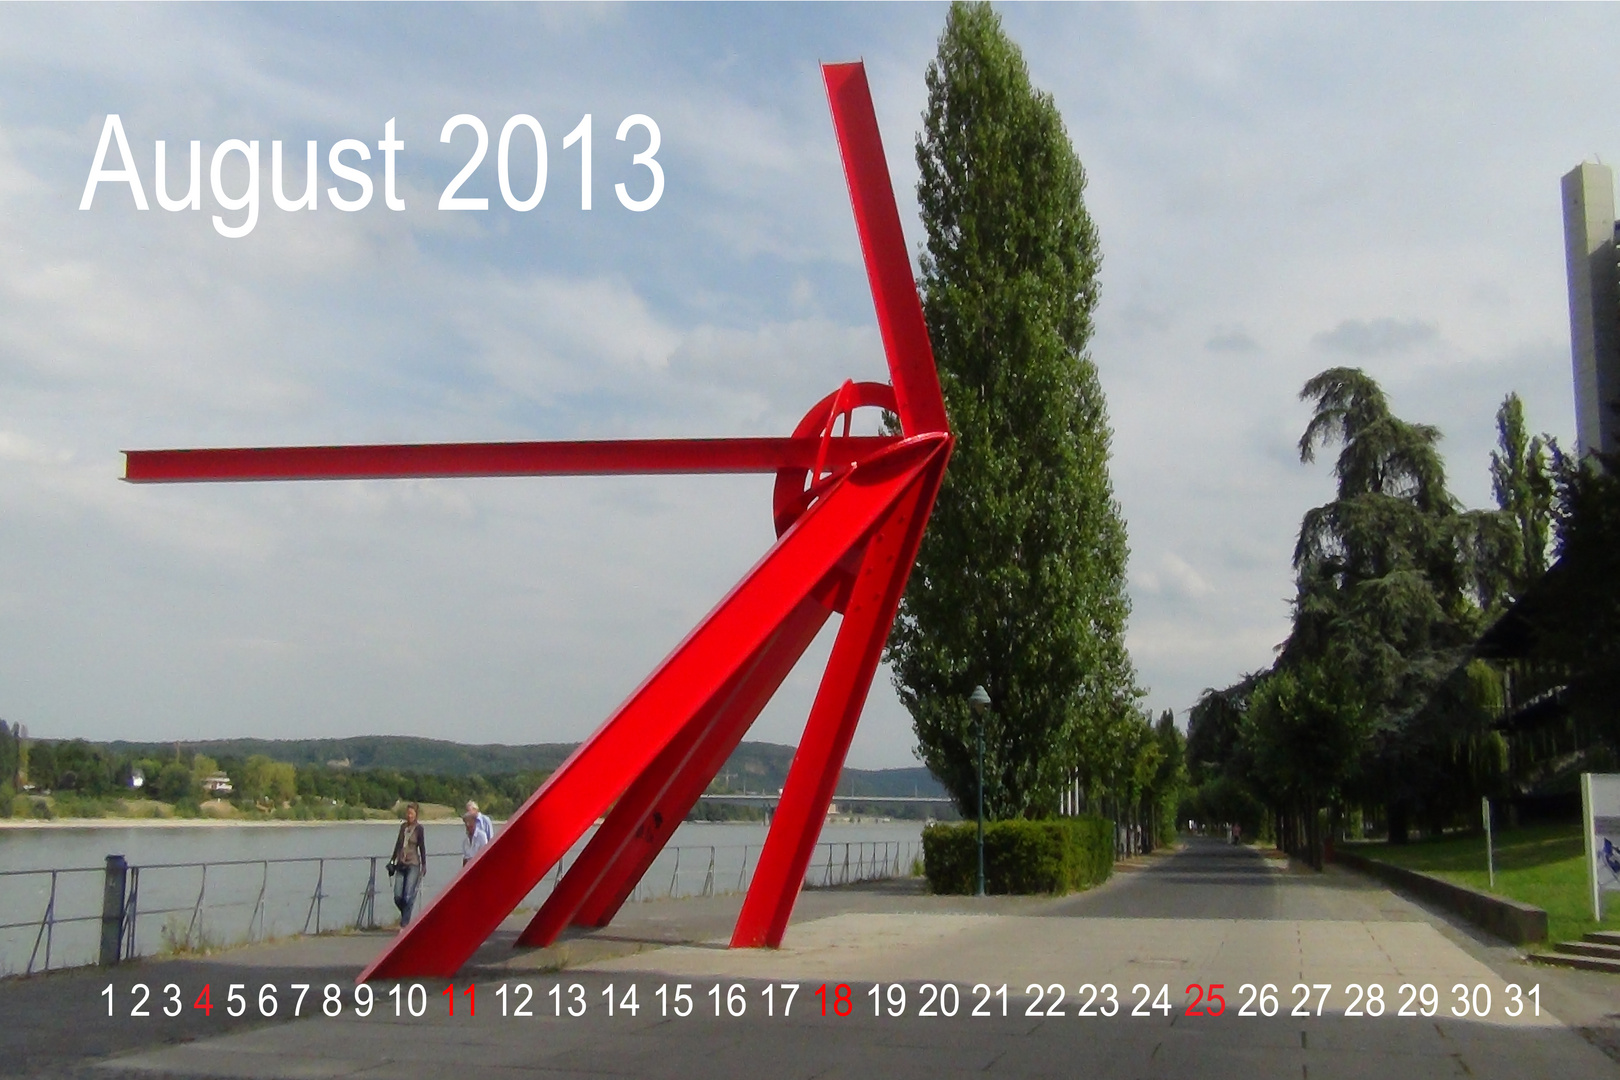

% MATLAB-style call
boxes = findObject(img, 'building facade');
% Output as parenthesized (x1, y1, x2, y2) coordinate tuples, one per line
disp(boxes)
(1561, 162, 1620, 457)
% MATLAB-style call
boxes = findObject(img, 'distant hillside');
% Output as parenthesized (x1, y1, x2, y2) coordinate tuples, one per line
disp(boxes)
(99, 735, 577, 776)
(92, 735, 948, 799)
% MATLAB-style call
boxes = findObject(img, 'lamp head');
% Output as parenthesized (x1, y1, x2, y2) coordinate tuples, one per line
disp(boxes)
(968, 685, 991, 713)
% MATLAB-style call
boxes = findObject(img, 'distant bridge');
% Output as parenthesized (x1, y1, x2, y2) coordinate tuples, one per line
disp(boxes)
(697, 794, 954, 807)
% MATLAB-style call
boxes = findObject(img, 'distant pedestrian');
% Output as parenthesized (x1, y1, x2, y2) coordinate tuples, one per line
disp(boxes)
(390, 803, 427, 927)
(465, 800, 494, 845)
(462, 807, 490, 866)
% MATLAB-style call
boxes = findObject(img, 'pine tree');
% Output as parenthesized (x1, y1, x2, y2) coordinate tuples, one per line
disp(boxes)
(888, 1, 1138, 819)
(1287, 368, 1476, 701)
(1283, 367, 1493, 841)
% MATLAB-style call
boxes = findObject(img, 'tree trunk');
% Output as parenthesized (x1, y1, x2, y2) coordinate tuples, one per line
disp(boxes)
(1388, 803, 1410, 845)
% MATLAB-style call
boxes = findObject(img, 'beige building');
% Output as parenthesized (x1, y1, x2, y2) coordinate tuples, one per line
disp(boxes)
(1561, 162, 1620, 457)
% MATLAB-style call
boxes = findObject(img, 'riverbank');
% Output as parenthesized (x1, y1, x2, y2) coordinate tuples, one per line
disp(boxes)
(6, 794, 462, 825)
(0, 816, 415, 828)
(0, 821, 927, 976)
(4, 802, 921, 828)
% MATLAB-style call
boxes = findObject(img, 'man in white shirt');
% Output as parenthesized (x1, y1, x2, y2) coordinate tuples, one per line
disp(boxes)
(461, 807, 490, 865)
(466, 800, 494, 844)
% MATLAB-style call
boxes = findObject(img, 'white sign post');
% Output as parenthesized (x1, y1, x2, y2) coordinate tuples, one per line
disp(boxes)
(1483, 796, 1495, 890)
(1581, 773, 1620, 921)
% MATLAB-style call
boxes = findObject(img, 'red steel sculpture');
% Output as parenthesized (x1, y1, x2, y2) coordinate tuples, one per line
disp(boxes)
(124, 62, 953, 979)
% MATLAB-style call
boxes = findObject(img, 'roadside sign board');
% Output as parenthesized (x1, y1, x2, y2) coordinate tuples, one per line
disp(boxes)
(1582, 773, 1620, 920)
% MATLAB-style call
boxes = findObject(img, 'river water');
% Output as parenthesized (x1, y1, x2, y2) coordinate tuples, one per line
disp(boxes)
(0, 819, 925, 976)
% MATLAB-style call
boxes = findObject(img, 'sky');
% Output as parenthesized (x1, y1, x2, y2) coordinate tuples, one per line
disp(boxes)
(0, 3, 1601, 769)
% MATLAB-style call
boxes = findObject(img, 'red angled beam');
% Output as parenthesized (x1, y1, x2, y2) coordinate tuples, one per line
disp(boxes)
(732, 442, 948, 946)
(358, 433, 947, 980)
(123, 436, 898, 483)
(520, 593, 833, 945)
(823, 62, 948, 437)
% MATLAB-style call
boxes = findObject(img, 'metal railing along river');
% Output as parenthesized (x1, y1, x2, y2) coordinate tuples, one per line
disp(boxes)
(0, 839, 921, 977)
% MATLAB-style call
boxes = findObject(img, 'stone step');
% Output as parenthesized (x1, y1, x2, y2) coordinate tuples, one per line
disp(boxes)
(1584, 929, 1620, 947)
(1531, 948, 1620, 975)
(1556, 939, 1620, 961)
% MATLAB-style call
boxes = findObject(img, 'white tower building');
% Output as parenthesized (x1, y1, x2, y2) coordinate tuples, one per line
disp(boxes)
(1561, 162, 1620, 457)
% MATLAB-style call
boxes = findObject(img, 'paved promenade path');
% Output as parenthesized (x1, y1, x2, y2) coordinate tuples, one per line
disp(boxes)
(6, 838, 1617, 1079)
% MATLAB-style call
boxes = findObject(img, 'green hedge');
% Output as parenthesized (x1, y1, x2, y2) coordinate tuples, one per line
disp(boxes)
(923, 816, 1113, 895)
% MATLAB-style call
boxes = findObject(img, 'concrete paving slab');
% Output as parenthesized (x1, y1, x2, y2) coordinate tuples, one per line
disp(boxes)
(2, 838, 1607, 1080)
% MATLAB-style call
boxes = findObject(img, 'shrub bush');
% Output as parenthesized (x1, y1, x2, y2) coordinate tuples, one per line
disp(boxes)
(923, 816, 1112, 895)
(49, 793, 116, 818)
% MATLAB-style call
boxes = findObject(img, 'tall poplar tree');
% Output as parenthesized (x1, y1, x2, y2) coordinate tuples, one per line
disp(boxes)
(1488, 392, 1554, 600)
(887, 1, 1138, 819)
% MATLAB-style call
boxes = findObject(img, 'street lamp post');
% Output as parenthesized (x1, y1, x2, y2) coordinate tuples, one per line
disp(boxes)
(968, 685, 991, 897)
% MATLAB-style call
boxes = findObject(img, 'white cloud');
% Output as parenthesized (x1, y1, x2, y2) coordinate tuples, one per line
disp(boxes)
(1136, 552, 1215, 601)
(0, 4, 1596, 766)
(0, 430, 71, 467)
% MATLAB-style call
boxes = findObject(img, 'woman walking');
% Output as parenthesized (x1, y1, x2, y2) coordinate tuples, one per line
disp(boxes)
(390, 803, 427, 928)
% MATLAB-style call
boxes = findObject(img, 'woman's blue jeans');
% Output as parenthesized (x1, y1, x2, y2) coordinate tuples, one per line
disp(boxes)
(392, 864, 422, 926)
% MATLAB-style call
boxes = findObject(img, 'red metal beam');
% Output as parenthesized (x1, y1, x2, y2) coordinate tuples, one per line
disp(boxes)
(123, 436, 898, 483)
(823, 63, 948, 437)
(731, 442, 948, 947)
(357, 433, 945, 980)
(520, 593, 833, 944)
(567, 594, 833, 928)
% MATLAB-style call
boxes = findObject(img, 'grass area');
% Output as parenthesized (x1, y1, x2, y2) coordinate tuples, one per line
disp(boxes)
(1345, 823, 1620, 946)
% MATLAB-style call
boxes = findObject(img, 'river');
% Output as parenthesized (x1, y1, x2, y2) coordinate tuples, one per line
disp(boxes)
(0, 818, 926, 976)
